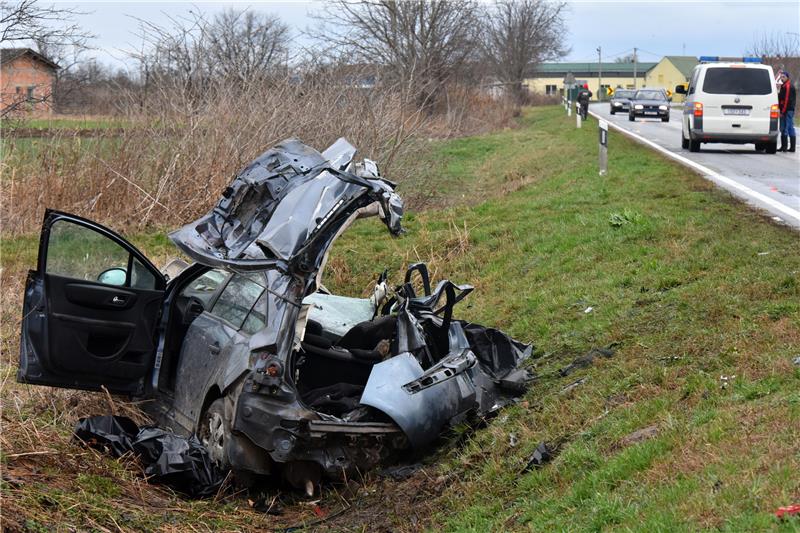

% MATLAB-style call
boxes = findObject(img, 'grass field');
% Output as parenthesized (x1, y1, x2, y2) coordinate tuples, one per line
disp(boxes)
(1, 106, 798, 531)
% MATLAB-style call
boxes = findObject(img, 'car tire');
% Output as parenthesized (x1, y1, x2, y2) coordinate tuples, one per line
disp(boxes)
(199, 398, 230, 470)
(628, 113, 635, 122)
(765, 141, 777, 154)
(754, 143, 765, 152)
(610, 108, 615, 115)
(689, 139, 701, 153)
(662, 116, 669, 123)
(681, 133, 689, 149)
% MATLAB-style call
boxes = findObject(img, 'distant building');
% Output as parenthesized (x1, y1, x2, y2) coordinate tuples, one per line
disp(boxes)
(1, 48, 60, 116)
(644, 56, 699, 102)
(524, 62, 657, 100)
(524, 57, 701, 101)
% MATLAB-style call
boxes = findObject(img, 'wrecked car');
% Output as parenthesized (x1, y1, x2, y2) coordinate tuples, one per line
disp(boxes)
(18, 138, 532, 493)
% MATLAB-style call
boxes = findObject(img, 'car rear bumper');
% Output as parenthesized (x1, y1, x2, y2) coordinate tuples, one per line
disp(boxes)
(689, 131, 778, 144)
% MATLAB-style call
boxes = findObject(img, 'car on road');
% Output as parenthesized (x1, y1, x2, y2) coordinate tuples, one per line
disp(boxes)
(628, 89, 671, 122)
(675, 59, 779, 153)
(17, 138, 532, 493)
(609, 89, 636, 114)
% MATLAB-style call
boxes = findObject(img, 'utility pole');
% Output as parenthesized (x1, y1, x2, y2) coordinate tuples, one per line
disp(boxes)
(596, 46, 602, 101)
(633, 47, 638, 89)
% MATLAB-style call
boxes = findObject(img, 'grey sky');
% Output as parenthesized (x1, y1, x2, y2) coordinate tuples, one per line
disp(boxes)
(50, 0, 800, 70)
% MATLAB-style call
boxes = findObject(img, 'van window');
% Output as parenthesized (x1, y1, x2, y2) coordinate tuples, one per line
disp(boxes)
(702, 68, 772, 95)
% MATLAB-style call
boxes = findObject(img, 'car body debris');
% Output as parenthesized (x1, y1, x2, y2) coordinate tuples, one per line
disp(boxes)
(18, 137, 534, 493)
(521, 442, 553, 472)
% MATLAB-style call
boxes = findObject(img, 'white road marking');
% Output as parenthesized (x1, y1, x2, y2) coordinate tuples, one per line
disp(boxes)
(588, 110, 800, 224)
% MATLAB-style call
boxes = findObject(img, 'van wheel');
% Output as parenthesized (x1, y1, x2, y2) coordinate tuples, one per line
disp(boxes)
(681, 133, 689, 149)
(199, 398, 230, 470)
(754, 143, 765, 152)
(765, 141, 777, 154)
(689, 140, 701, 152)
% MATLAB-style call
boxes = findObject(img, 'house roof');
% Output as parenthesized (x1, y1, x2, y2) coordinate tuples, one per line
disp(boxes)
(530, 62, 658, 78)
(1, 48, 60, 70)
(661, 56, 699, 78)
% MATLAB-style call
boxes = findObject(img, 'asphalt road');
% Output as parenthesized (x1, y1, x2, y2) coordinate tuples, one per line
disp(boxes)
(588, 103, 800, 230)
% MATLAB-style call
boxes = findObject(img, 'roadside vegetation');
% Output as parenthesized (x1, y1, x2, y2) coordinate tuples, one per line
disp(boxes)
(2, 106, 798, 531)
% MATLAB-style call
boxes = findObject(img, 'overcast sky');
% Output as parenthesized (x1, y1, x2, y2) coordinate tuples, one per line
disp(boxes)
(50, 0, 800, 71)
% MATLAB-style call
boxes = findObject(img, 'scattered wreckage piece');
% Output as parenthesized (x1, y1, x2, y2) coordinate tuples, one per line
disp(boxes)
(18, 137, 534, 493)
(74, 415, 225, 498)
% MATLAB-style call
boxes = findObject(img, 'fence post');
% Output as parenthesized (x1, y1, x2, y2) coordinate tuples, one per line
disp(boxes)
(598, 119, 608, 176)
(576, 110, 582, 128)
(567, 100, 572, 117)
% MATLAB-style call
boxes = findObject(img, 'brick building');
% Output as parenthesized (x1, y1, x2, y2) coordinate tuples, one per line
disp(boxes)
(1, 48, 60, 116)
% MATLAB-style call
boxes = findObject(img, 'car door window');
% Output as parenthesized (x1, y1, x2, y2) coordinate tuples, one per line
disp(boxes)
(210, 274, 266, 329)
(180, 269, 229, 308)
(45, 219, 157, 290)
(241, 291, 268, 335)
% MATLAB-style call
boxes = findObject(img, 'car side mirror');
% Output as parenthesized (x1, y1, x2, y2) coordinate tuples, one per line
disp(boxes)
(97, 267, 127, 286)
(674, 85, 687, 95)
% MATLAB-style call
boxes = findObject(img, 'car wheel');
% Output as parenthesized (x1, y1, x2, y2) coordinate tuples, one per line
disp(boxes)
(681, 133, 689, 149)
(662, 116, 669, 123)
(765, 141, 778, 154)
(199, 398, 230, 470)
(628, 113, 635, 122)
(610, 108, 615, 115)
(754, 143, 765, 152)
(689, 139, 701, 153)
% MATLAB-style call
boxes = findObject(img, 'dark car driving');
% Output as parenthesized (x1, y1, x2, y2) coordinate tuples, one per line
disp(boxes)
(629, 88, 671, 122)
(609, 89, 636, 114)
(17, 138, 533, 494)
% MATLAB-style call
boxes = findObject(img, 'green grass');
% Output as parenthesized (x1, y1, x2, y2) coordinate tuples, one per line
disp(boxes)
(1, 116, 127, 130)
(1, 106, 798, 531)
(324, 106, 800, 531)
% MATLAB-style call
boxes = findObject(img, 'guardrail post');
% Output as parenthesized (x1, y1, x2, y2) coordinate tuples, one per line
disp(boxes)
(576, 110, 582, 128)
(567, 100, 572, 117)
(598, 119, 608, 176)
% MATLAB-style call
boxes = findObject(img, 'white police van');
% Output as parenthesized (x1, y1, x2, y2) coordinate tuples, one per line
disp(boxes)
(675, 57, 779, 153)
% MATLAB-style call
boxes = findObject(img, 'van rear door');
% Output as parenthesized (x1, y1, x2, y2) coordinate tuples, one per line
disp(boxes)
(700, 66, 775, 135)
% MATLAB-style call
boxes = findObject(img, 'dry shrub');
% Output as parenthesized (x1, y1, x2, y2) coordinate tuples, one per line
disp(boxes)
(1, 78, 514, 238)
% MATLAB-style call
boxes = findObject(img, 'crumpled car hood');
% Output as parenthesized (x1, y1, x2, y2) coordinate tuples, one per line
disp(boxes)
(169, 138, 403, 273)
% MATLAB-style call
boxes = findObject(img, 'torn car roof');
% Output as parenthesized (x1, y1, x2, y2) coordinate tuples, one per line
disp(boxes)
(169, 138, 403, 272)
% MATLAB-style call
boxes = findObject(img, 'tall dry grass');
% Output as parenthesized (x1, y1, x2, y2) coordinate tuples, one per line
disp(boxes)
(1, 78, 514, 238)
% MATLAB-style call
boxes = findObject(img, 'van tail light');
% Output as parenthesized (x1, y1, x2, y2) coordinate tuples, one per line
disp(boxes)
(693, 102, 703, 117)
(770, 104, 779, 119)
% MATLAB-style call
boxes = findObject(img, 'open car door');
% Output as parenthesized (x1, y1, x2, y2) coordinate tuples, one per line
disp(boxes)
(18, 210, 166, 395)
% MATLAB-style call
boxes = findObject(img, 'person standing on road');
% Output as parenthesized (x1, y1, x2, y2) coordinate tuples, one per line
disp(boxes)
(577, 83, 593, 120)
(777, 71, 796, 153)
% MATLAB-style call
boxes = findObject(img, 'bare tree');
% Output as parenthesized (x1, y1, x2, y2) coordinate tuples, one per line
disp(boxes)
(129, 8, 291, 111)
(747, 31, 800, 78)
(1, 0, 91, 45)
(205, 9, 290, 83)
(614, 53, 636, 64)
(482, 0, 567, 105)
(314, 0, 483, 110)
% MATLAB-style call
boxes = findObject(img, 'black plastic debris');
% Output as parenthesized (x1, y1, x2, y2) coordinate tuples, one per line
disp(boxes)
(559, 344, 618, 377)
(73, 415, 224, 498)
(521, 442, 553, 473)
(74, 415, 139, 457)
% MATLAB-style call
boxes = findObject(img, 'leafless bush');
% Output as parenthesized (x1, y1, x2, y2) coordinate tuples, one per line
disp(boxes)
(1, 73, 513, 237)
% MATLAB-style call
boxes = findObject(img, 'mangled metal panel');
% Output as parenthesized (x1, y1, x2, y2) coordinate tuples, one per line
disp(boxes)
(168, 138, 403, 273)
